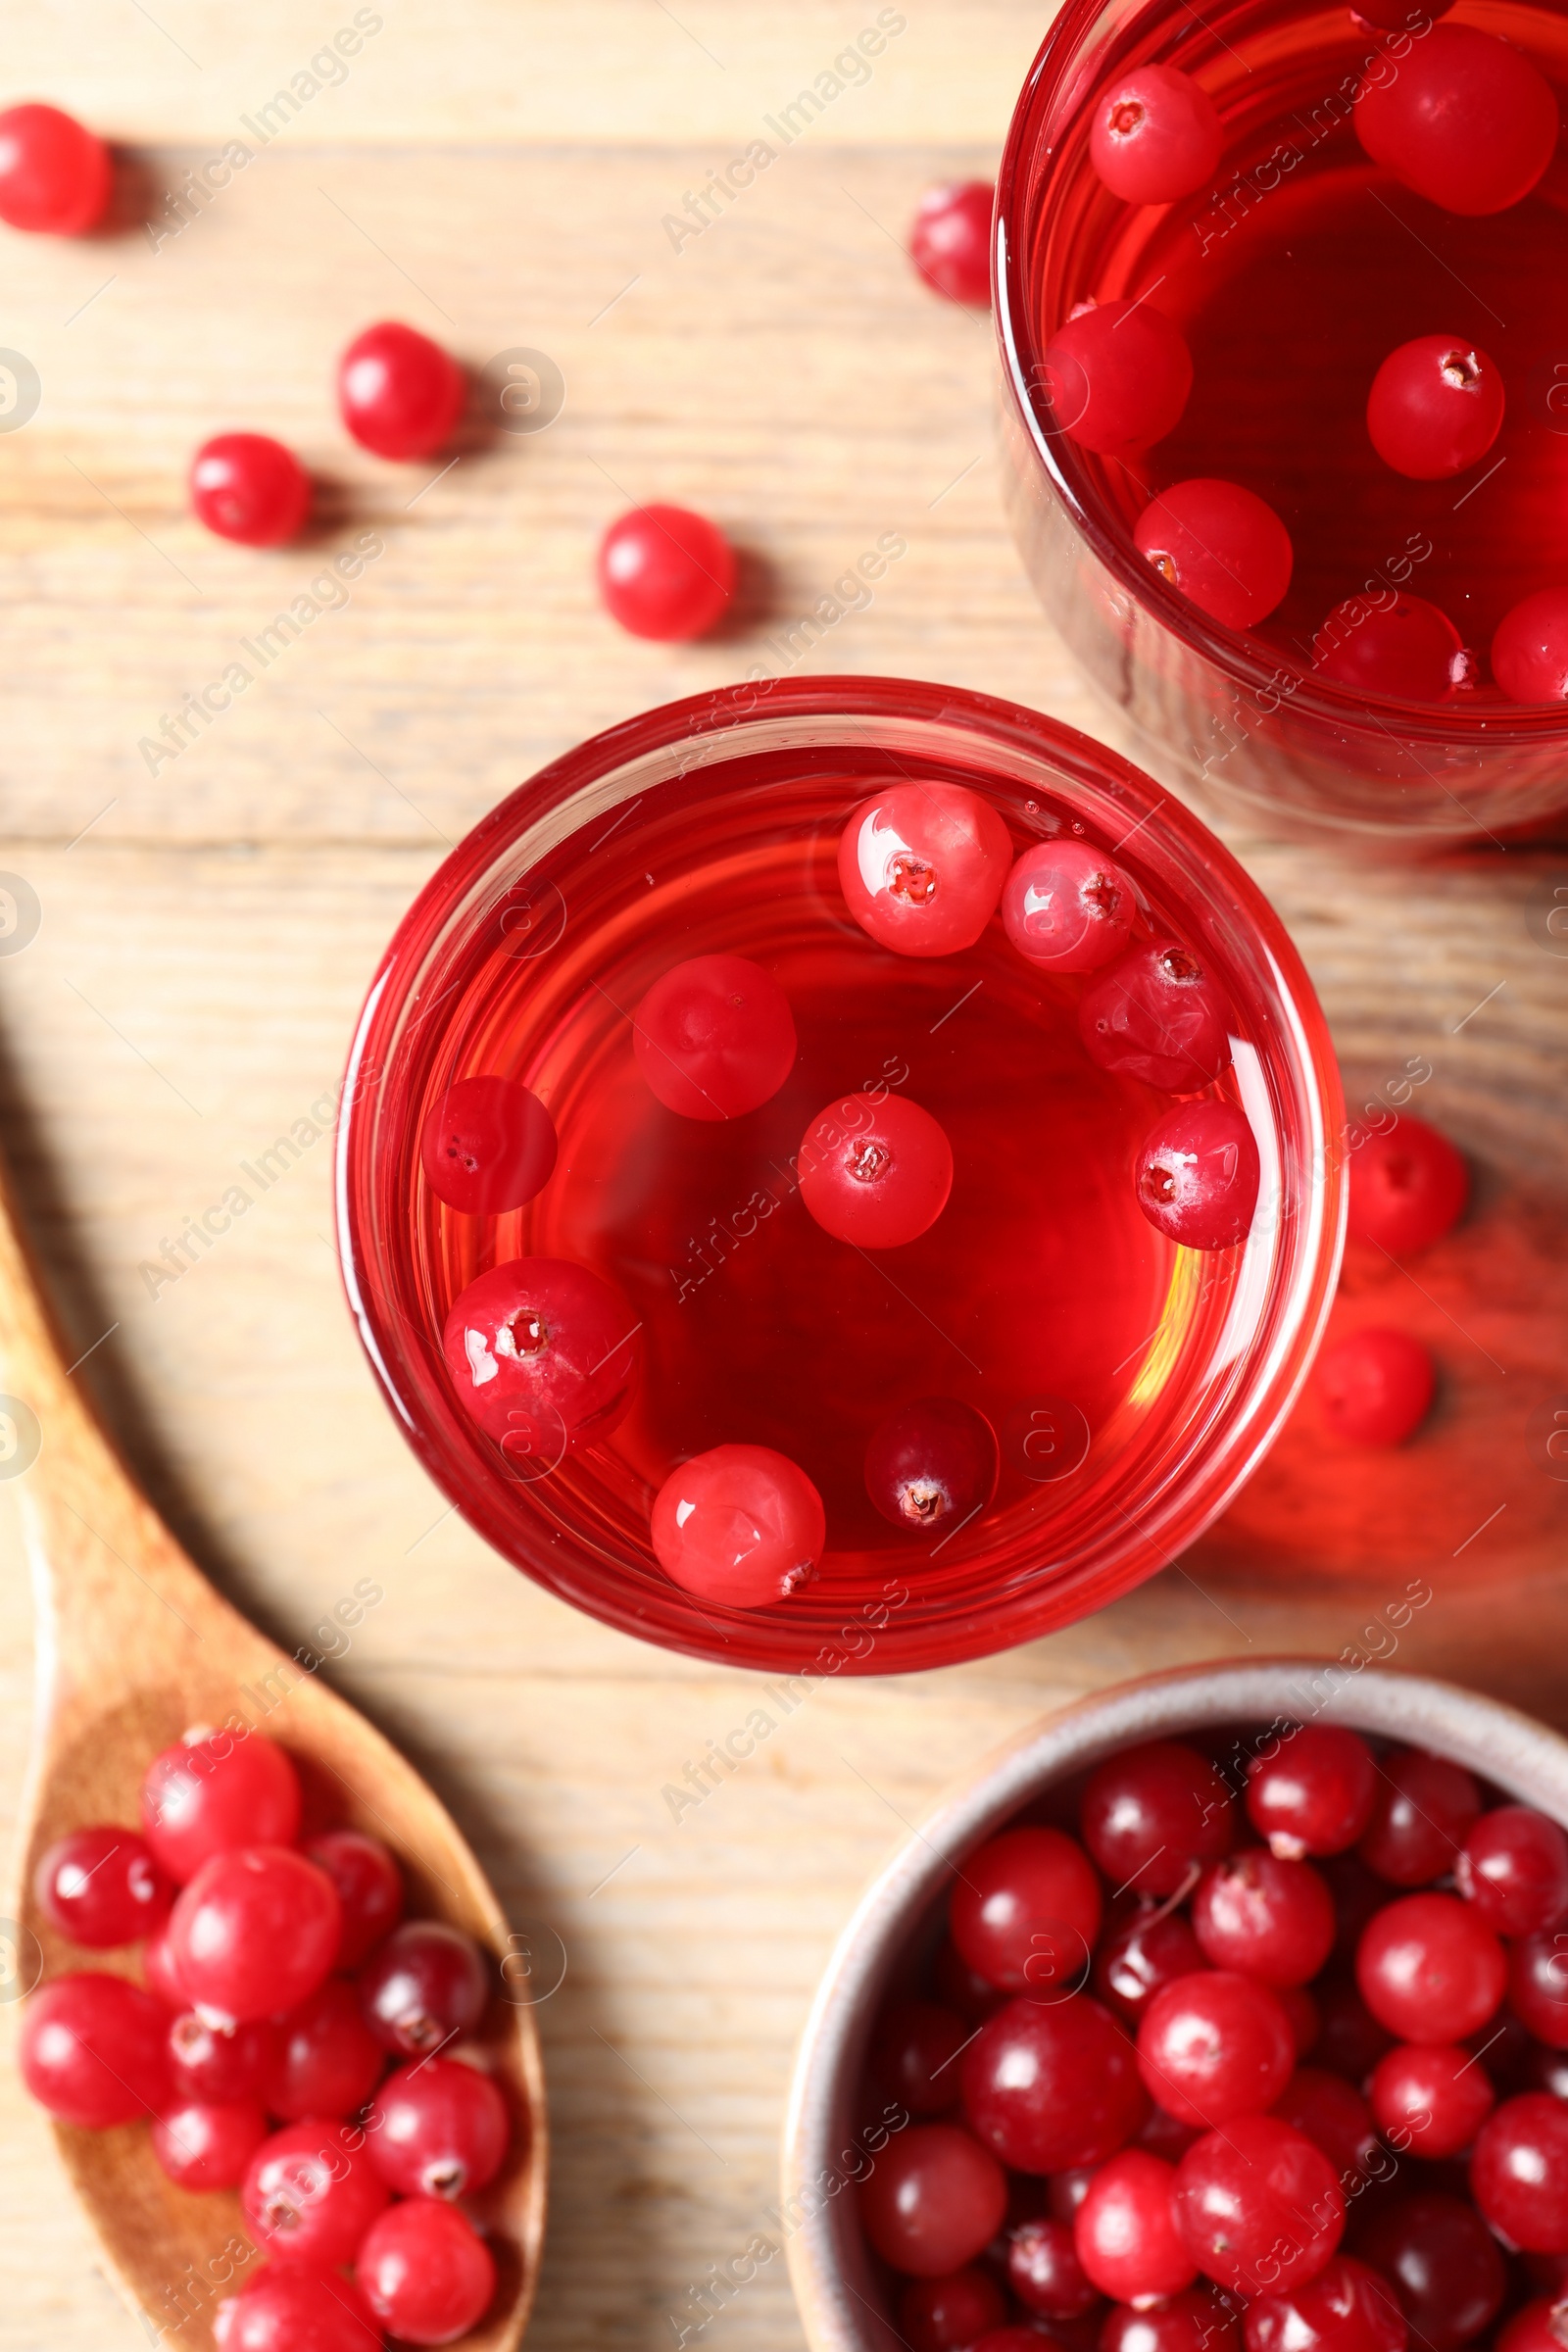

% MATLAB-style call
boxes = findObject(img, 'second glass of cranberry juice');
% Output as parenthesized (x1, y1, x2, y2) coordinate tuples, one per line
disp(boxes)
(337, 681, 1342, 1672)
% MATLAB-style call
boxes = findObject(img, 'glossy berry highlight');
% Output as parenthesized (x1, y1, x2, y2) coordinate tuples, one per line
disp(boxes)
(1135, 1101, 1259, 1252)
(442, 1255, 640, 1465)
(368, 2053, 509, 2198)
(1075, 2148, 1197, 2304)
(1369, 2039, 1494, 2158)
(858, 2122, 1008, 2276)
(1043, 299, 1194, 455)
(633, 954, 796, 1120)
(1172, 2115, 1344, 2294)
(33, 1824, 172, 1947)
(597, 503, 736, 640)
(303, 1829, 404, 1971)
(651, 1443, 824, 1606)
(1355, 1891, 1505, 2043)
(338, 320, 465, 460)
(961, 1992, 1146, 2172)
(1193, 1849, 1336, 1986)
(264, 1978, 383, 2121)
(190, 434, 311, 548)
(1137, 1969, 1296, 2125)
(1457, 1805, 1568, 1936)
(1366, 338, 1505, 483)
(0, 104, 111, 233)
(1081, 1738, 1235, 1895)
(838, 780, 1011, 957)
(358, 1919, 488, 2056)
(1247, 1726, 1376, 1859)
(909, 181, 994, 306)
(799, 1093, 953, 1248)
(1135, 479, 1293, 630)
(167, 1845, 341, 2025)
(1091, 65, 1223, 204)
(1471, 2095, 1568, 2251)
(153, 2096, 269, 2191)
(141, 1728, 302, 1883)
(1244, 2256, 1406, 2352)
(1359, 1748, 1480, 1886)
(949, 1824, 1102, 1995)
(19, 1972, 171, 2127)
(1079, 940, 1234, 1094)
(242, 2119, 389, 2269)
(214, 2266, 380, 2352)
(1002, 839, 1135, 972)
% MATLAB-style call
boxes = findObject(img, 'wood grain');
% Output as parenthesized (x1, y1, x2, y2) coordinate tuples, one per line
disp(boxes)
(0, 8, 1565, 2352)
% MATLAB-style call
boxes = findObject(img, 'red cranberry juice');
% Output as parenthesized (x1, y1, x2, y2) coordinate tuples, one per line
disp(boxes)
(410, 748, 1259, 1577)
(1035, 0, 1568, 681)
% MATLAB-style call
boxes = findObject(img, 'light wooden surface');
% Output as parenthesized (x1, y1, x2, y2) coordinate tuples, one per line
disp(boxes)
(0, 9, 1565, 2351)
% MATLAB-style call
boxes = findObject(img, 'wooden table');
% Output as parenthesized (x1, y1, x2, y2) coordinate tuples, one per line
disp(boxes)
(1, 8, 1565, 2347)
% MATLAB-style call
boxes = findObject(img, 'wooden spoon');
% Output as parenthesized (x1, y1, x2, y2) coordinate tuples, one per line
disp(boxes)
(0, 1156, 547, 2350)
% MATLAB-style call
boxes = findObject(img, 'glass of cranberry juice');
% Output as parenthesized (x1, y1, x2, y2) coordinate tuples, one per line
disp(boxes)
(336, 678, 1342, 1673)
(997, 0, 1568, 845)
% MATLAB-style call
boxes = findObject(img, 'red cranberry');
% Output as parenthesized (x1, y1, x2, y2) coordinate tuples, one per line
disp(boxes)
(1498, 2302, 1568, 2352)
(1347, 1120, 1467, 1256)
(357, 2198, 495, 2343)
(950, 1825, 1103, 1995)
(859, 2121, 1008, 2275)
(33, 1824, 172, 1947)
(419, 1076, 557, 1214)
(19, 1971, 171, 2126)
(1457, 1807, 1568, 1938)
(909, 180, 993, 306)
(1247, 1727, 1377, 1860)
(304, 1830, 405, 1971)
(154, 2095, 269, 2189)
(1354, 2189, 1505, 2348)
(189, 434, 311, 547)
(1008, 2215, 1100, 2318)
(799, 1094, 954, 1249)
(168, 1846, 341, 2026)
(145, 1920, 188, 2009)
(243, 2118, 389, 2268)
(1043, 299, 1194, 456)
(935, 1936, 1008, 2023)
(1095, 1897, 1207, 2026)
(1091, 64, 1222, 203)
(1272, 2068, 1380, 2187)
(1313, 596, 1464, 703)
(338, 320, 465, 460)
(1359, 1751, 1481, 1886)
(1103, 2287, 1244, 2352)
(901, 2267, 1007, 2352)
(865, 1397, 999, 1537)
(1509, 1928, 1568, 2045)
(1135, 479, 1293, 630)
(1002, 840, 1136, 973)
(1494, 590, 1568, 706)
(961, 1993, 1145, 2172)
(1193, 1850, 1335, 1987)
(1079, 941, 1234, 1095)
(1314, 1330, 1435, 1448)
(214, 2265, 380, 2352)
(1173, 2116, 1344, 2294)
(1353, 24, 1558, 216)
(597, 502, 736, 639)
(1471, 2094, 1568, 2251)
(1369, 2041, 1494, 2158)
(1246, 2255, 1406, 2352)
(358, 1920, 487, 2057)
(265, 1978, 383, 2120)
(1135, 1102, 1260, 1253)
(652, 1443, 824, 1606)
(1081, 1740, 1235, 1896)
(868, 1999, 970, 2114)
(1076, 2149, 1197, 2304)
(441, 1255, 640, 1462)
(838, 780, 1011, 957)
(1139, 1971, 1296, 2126)
(1313, 1975, 1395, 2082)
(367, 2053, 508, 2198)
(1357, 1894, 1504, 2043)
(633, 954, 796, 1121)
(168, 2010, 275, 2103)
(0, 103, 110, 233)
(1366, 339, 1506, 483)
(141, 1729, 302, 1882)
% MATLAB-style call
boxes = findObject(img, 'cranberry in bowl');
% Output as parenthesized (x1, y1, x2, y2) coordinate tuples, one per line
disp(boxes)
(335, 679, 1342, 1672)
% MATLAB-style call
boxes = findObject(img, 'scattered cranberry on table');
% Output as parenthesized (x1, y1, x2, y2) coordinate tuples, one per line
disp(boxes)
(597, 501, 737, 639)
(337, 319, 466, 461)
(1312, 1328, 1436, 1450)
(909, 180, 994, 307)
(0, 102, 111, 234)
(190, 433, 312, 547)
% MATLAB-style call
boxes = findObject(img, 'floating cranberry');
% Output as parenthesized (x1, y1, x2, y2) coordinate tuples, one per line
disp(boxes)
(19, 1972, 171, 2126)
(860, 2122, 1008, 2275)
(214, 2265, 381, 2352)
(1139, 1970, 1296, 2126)
(33, 1824, 172, 1947)
(167, 1846, 340, 2027)
(1370, 2041, 1494, 2158)
(1095, 1897, 1208, 2026)
(962, 1992, 1145, 2172)
(1008, 2215, 1100, 2318)
(419, 1075, 557, 1213)
(1090, 64, 1223, 204)
(359, 1920, 488, 2057)
(1313, 596, 1464, 702)
(1366, 338, 1505, 483)
(1347, 1119, 1467, 1255)
(1359, 1749, 1481, 1886)
(1173, 2115, 1344, 2294)
(1357, 1892, 1505, 2043)
(1313, 1329, 1435, 1448)
(243, 2118, 390, 2268)
(1356, 2189, 1505, 2349)
(0, 103, 110, 233)
(1002, 840, 1136, 973)
(1135, 1101, 1259, 1253)
(633, 954, 796, 1120)
(1354, 25, 1558, 217)
(597, 502, 736, 640)
(799, 1094, 954, 1249)
(865, 1396, 999, 1537)
(153, 2095, 269, 2190)
(1494, 589, 1568, 704)
(189, 434, 311, 548)
(950, 1825, 1103, 1996)
(1272, 2067, 1380, 2186)
(838, 780, 1012, 957)
(264, 1978, 383, 2121)
(1043, 299, 1194, 456)
(1081, 1739, 1235, 1896)
(1246, 2255, 1407, 2352)
(869, 1999, 970, 2114)
(1247, 1726, 1377, 1860)
(1193, 1849, 1335, 1986)
(902, 2267, 1008, 2352)
(1135, 479, 1293, 629)
(651, 1442, 824, 1606)
(1472, 2094, 1568, 2251)
(1105, 2288, 1244, 2352)
(910, 180, 994, 306)
(338, 320, 465, 461)
(367, 2054, 509, 2199)
(1510, 1928, 1568, 2045)
(141, 1729, 302, 1883)
(304, 1830, 405, 1970)
(1080, 940, 1234, 1095)
(441, 1255, 640, 1464)
(168, 2010, 276, 2103)
(1457, 1806, 1568, 1936)
(1076, 2148, 1197, 2304)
